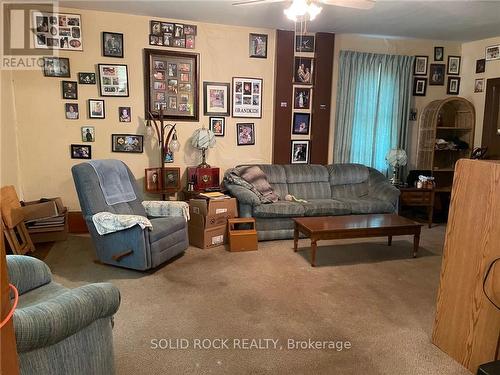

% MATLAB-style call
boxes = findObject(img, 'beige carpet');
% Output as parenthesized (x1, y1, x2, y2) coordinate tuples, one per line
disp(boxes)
(40, 225, 470, 375)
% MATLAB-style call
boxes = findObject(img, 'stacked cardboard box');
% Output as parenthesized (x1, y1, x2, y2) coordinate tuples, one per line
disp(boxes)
(188, 197, 238, 249)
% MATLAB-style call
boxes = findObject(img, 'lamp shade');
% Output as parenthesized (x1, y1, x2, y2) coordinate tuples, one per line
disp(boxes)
(386, 149, 408, 167)
(191, 128, 216, 150)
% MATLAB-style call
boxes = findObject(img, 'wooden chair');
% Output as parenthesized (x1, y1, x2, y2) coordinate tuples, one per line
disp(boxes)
(0, 186, 35, 255)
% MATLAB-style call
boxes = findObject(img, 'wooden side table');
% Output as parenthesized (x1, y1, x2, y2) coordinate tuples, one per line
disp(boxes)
(398, 187, 435, 228)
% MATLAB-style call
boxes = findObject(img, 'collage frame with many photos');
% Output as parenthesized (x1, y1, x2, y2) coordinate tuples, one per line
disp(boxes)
(144, 49, 199, 121)
(149, 21, 197, 49)
(32, 12, 83, 51)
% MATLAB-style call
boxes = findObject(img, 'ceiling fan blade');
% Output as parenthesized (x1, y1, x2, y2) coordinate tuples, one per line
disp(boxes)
(232, 0, 284, 6)
(319, 0, 375, 10)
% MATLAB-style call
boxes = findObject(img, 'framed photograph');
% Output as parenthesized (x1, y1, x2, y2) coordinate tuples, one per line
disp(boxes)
(186, 35, 195, 49)
(294, 87, 311, 109)
(447, 56, 461, 75)
(429, 64, 445, 86)
(291, 140, 309, 164)
(294, 57, 314, 84)
(111, 134, 144, 153)
(249, 33, 267, 58)
(145, 49, 199, 121)
(292, 113, 311, 135)
(150, 20, 162, 35)
(203, 82, 230, 116)
(43, 57, 70, 77)
(98, 64, 129, 97)
(144, 167, 181, 192)
(78, 72, 96, 84)
(65, 103, 79, 119)
(474, 79, 484, 93)
(32, 12, 83, 51)
(447, 77, 460, 95)
(102, 32, 123, 58)
(476, 59, 486, 74)
(70, 144, 91, 159)
(413, 77, 427, 96)
(414, 56, 428, 76)
(486, 45, 500, 61)
(296, 35, 315, 53)
(232, 77, 263, 118)
(434, 47, 444, 61)
(409, 108, 418, 122)
(81, 126, 95, 142)
(145, 168, 161, 191)
(209, 117, 225, 136)
(62, 81, 78, 99)
(149, 34, 162, 46)
(88, 99, 105, 119)
(119, 107, 131, 122)
(236, 123, 255, 146)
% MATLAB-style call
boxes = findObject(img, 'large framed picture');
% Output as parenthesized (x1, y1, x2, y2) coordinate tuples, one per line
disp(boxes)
(447, 56, 461, 75)
(203, 82, 230, 116)
(98, 64, 129, 97)
(294, 57, 314, 84)
(447, 77, 460, 95)
(429, 64, 445, 86)
(232, 77, 263, 118)
(414, 56, 428, 76)
(249, 33, 267, 58)
(111, 134, 144, 153)
(413, 77, 427, 97)
(43, 57, 70, 77)
(144, 49, 199, 121)
(236, 123, 255, 146)
(32, 12, 83, 51)
(292, 113, 310, 135)
(102, 32, 124, 58)
(291, 140, 309, 164)
(486, 45, 500, 61)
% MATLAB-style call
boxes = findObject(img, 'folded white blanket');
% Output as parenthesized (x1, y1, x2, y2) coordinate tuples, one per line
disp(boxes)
(92, 212, 152, 235)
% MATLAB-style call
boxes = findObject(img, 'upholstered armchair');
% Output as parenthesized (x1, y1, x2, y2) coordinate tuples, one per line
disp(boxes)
(7, 255, 120, 375)
(71, 160, 189, 271)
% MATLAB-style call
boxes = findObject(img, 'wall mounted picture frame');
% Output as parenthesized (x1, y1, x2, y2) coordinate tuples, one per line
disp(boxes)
(291, 140, 309, 164)
(292, 113, 311, 135)
(43, 57, 70, 77)
(78, 72, 96, 84)
(485, 45, 500, 61)
(294, 57, 314, 84)
(232, 77, 263, 118)
(111, 134, 144, 153)
(414, 56, 428, 75)
(62, 81, 78, 99)
(249, 33, 267, 58)
(88, 99, 105, 119)
(447, 56, 461, 75)
(413, 77, 427, 96)
(149, 20, 196, 50)
(81, 126, 95, 142)
(236, 123, 255, 145)
(102, 32, 124, 58)
(209, 117, 225, 136)
(32, 12, 83, 51)
(296, 35, 315, 53)
(145, 49, 200, 121)
(434, 47, 444, 61)
(447, 77, 460, 95)
(429, 64, 445, 86)
(476, 59, 486, 73)
(203, 82, 230, 116)
(474, 79, 484, 93)
(119, 107, 131, 122)
(294, 87, 311, 109)
(98, 64, 129, 97)
(65, 103, 79, 119)
(71, 144, 91, 159)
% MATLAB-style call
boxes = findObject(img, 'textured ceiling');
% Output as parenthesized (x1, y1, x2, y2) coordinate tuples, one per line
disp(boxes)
(61, 0, 500, 42)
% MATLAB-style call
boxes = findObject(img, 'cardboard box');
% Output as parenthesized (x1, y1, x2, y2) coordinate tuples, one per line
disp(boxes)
(189, 198, 238, 218)
(17, 198, 64, 222)
(188, 224, 227, 249)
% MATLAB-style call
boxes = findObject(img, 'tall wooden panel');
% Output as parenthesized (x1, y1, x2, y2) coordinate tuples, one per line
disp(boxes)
(310, 32, 334, 165)
(272, 30, 294, 164)
(432, 159, 500, 373)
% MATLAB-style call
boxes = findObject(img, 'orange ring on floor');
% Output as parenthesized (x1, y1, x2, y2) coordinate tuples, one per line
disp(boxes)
(0, 284, 19, 329)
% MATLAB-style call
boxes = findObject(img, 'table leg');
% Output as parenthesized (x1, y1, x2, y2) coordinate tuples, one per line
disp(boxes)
(293, 224, 299, 252)
(388, 235, 392, 246)
(428, 191, 435, 228)
(413, 231, 420, 258)
(311, 239, 317, 267)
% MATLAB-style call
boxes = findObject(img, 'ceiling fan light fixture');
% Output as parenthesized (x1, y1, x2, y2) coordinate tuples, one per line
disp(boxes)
(284, 0, 322, 21)
(307, 3, 322, 20)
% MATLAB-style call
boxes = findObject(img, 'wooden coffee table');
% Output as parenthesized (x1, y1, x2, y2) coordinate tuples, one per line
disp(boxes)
(293, 214, 423, 267)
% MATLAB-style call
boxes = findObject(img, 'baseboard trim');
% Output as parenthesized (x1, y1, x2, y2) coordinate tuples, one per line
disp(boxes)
(68, 211, 88, 233)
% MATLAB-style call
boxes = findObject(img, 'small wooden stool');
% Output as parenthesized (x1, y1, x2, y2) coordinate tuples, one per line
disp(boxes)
(228, 218, 258, 252)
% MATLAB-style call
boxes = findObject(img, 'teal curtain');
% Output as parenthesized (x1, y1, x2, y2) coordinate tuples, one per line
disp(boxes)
(334, 50, 414, 172)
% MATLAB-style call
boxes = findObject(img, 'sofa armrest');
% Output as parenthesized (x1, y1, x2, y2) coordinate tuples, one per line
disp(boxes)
(7, 255, 52, 295)
(14, 282, 120, 353)
(367, 168, 400, 208)
(225, 185, 261, 207)
(142, 201, 189, 221)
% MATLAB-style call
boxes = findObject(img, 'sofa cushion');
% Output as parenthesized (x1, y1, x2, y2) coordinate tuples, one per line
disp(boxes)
(338, 198, 395, 214)
(330, 182, 369, 199)
(149, 216, 187, 243)
(253, 201, 305, 218)
(301, 199, 351, 216)
(284, 165, 331, 199)
(327, 164, 369, 186)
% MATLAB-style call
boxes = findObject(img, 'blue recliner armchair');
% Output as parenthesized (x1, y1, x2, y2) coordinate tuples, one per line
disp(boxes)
(71, 160, 189, 271)
(7, 255, 120, 375)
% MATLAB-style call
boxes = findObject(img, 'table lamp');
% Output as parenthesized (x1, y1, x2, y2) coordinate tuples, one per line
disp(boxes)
(386, 148, 407, 185)
(191, 127, 216, 168)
